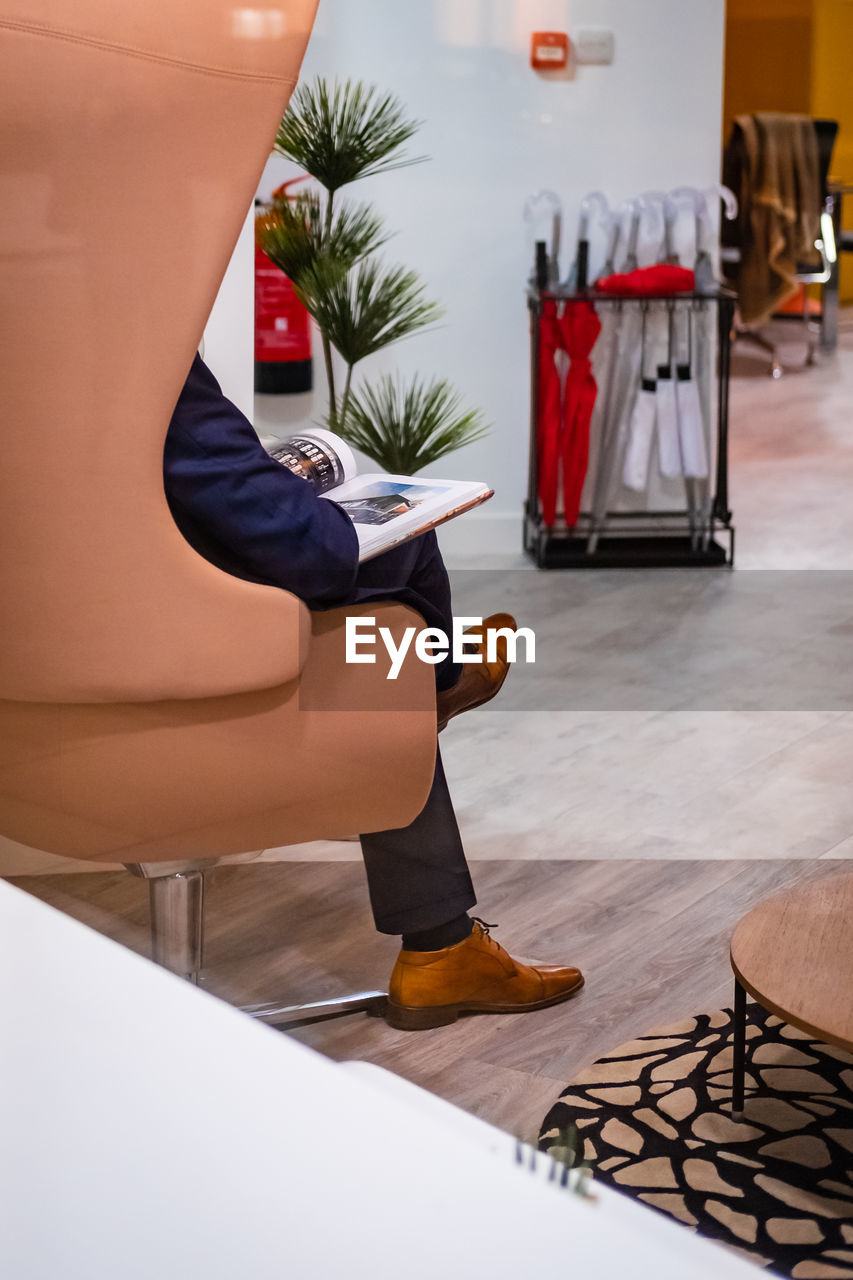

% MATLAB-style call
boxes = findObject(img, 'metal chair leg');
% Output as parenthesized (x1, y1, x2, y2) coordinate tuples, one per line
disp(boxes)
(732, 977, 746, 1120)
(242, 992, 388, 1027)
(127, 863, 206, 983)
(803, 287, 820, 367)
(125, 861, 388, 1025)
(822, 190, 841, 353)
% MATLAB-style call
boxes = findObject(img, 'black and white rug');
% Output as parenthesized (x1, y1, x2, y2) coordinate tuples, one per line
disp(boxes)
(539, 1005, 853, 1277)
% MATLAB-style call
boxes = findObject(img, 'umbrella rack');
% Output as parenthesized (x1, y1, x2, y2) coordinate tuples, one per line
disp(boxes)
(524, 288, 736, 568)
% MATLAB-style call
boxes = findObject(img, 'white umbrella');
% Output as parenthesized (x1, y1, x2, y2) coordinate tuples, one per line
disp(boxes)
(622, 199, 642, 273)
(622, 377, 658, 491)
(563, 190, 609, 293)
(655, 352, 682, 479)
(622, 309, 658, 492)
(651, 196, 688, 488)
(585, 195, 665, 552)
(600, 204, 627, 279)
(669, 186, 739, 545)
(661, 191, 708, 543)
(585, 304, 645, 554)
(523, 189, 563, 289)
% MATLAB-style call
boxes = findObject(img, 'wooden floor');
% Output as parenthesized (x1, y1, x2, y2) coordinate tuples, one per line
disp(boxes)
(14, 856, 850, 1144)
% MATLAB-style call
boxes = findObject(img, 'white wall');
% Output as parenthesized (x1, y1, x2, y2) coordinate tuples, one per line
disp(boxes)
(251, 0, 726, 557)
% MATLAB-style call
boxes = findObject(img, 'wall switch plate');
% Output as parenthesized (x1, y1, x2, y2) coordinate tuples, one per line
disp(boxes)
(574, 28, 615, 65)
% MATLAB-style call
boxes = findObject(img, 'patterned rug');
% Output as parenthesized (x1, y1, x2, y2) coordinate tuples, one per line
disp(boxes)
(539, 1005, 853, 1277)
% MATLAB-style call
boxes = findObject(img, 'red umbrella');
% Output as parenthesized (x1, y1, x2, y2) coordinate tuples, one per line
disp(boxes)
(537, 298, 602, 527)
(537, 298, 563, 528)
(594, 263, 694, 296)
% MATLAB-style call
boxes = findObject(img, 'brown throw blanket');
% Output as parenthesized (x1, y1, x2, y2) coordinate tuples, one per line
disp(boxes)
(723, 113, 821, 325)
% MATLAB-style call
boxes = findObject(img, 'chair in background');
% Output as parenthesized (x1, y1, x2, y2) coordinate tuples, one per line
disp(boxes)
(722, 115, 838, 377)
(822, 177, 853, 353)
(0, 0, 437, 1024)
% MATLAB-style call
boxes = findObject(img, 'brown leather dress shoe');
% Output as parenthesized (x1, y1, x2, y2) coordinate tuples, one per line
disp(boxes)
(436, 613, 516, 732)
(385, 920, 584, 1030)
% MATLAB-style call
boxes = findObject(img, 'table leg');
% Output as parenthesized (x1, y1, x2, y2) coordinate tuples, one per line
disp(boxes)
(732, 977, 746, 1120)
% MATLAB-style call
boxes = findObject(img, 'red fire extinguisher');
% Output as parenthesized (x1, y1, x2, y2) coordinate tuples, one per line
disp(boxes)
(254, 181, 313, 394)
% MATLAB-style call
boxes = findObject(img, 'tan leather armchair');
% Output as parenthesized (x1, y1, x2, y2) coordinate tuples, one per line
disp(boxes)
(0, 0, 437, 1021)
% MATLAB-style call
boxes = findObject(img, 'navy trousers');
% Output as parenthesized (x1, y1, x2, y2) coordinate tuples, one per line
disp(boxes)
(344, 533, 476, 934)
(163, 356, 476, 936)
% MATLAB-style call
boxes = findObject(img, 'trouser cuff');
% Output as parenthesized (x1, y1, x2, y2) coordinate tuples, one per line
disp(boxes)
(372, 888, 477, 937)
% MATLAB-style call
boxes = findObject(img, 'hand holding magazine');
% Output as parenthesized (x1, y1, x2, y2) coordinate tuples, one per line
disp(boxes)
(268, 428, 493, 561)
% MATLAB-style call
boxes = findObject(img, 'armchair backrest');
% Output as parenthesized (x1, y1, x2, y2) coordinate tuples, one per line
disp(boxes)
(0, 0, 318, 703)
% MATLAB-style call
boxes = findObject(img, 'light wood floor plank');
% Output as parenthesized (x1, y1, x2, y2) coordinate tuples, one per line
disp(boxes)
(10, 858, 850, 1143)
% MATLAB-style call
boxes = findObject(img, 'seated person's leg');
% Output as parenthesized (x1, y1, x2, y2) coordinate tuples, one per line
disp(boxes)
(165, 362, 582, 1028)
(361, 741, 583, 1033)
(360, 745, 474, 937)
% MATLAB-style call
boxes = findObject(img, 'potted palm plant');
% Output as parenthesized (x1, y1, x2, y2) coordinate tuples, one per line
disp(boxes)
(256, 77, 488, 474)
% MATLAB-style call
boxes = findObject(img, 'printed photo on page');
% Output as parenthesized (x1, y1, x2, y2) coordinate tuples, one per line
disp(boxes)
(267, 429, 492, 560)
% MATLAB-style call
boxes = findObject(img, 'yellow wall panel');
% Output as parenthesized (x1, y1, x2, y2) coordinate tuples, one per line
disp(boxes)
(723, 0, 813, 140)
(812, 1, 853, 297)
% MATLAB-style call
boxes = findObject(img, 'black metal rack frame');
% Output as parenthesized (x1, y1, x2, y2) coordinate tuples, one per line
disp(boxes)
(524, 289, 736, 569)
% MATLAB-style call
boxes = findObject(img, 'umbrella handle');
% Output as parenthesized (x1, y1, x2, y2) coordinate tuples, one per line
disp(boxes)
(621, 194, 664, 271)
(524, 189, 563, 283)
(684, 185, 737, 280)
(535, 241, 549, 291)
(624, 209, 642, 271)
(577, 190, 609, 239)
(695, 185, 739, 276)
(600, 210, 623, 279)
(660, 194, 681, 266)
(570, 191, 610, 291)
(576, 240, 589, 292)
(637, 191, 669, 264)
(669, 186, 709, 266)
(705, 184, 738, 222)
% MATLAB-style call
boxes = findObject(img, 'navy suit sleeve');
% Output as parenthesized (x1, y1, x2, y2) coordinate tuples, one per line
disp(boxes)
(163, 355, 359, 606)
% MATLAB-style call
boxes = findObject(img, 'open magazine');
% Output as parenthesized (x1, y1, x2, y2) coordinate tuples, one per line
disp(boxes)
(268, 428, 493, 561)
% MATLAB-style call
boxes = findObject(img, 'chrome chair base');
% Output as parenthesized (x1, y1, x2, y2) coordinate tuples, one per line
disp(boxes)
(127, 862, 206, 983)
(243, 992, 388, 1027)
(125, 862, 388, 1026)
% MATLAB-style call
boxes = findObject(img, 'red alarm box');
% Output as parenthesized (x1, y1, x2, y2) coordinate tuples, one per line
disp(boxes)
(531, 31, 570, 71)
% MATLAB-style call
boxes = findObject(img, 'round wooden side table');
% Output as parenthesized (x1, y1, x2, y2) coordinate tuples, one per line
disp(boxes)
(729, 872, 853, 1119)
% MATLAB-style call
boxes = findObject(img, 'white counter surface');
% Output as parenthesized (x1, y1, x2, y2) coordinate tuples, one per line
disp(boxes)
(0, 878, 759, 1279)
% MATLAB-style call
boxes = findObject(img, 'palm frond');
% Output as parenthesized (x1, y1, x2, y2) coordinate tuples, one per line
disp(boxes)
(256, 193, 321, 284)
(256, 193, 387, 286)
(338, 374, 489, 473)
(275, 77, 425, 192)
(301, 260, 442, 368)
(324, 198, 389, 266)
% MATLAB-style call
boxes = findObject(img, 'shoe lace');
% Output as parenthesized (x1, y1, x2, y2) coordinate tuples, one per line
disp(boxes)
(471, 917, 500, 948)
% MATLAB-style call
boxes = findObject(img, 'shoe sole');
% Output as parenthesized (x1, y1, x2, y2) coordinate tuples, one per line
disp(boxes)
(383, 974, 584, 1031)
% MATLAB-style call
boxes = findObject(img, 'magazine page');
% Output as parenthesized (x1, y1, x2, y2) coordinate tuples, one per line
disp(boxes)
(322, 473, 493, 561)
(268, 427, 357, 494)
